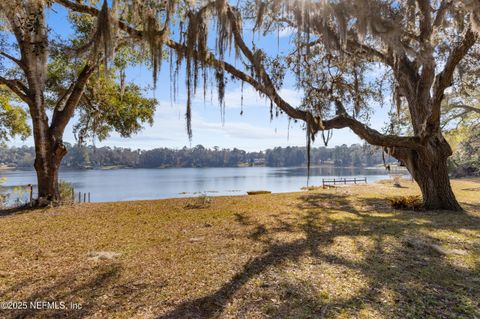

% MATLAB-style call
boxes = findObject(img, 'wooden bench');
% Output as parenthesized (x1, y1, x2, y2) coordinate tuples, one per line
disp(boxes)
(322, 177, 367, 187)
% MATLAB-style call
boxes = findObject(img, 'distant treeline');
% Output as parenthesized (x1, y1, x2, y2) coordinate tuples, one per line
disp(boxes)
(0, 143, 391, 169)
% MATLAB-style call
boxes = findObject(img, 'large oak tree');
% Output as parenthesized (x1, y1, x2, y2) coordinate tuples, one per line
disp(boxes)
(0, 1, 156, 205)
(57, 0, 479, 211)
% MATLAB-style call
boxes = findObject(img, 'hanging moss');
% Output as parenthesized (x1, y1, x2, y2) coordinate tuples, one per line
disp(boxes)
(240, 80, 244, 115)
(306, 122, 311, 187)
(215, 68, 226, 124)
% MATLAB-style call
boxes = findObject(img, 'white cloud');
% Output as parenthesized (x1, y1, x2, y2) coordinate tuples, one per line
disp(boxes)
(195, 120, 302, 140)
(278, 27, 296, 38)
(194, 86, 303, 110)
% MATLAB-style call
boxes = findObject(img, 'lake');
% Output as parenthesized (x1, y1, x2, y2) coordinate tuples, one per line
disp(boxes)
(1, 166, 397, 203)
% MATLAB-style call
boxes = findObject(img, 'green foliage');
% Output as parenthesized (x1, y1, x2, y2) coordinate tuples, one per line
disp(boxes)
(46, 37, 156, 145)
(1, 1, 157, 158)
(73, 69, 156, 143)
(0, 88, 30, 141)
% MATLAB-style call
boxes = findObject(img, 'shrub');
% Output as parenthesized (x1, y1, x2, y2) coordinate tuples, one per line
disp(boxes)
(246, 190, 272, 195)
(58, 180, 74, 205)
(387, 195, 423, 210)
(0, 177, 8, 208)
(301, 186, 323, 191)
(0, 178, 29, 208)
(185, 193, 212, 209)
(12, 186, 29, 206)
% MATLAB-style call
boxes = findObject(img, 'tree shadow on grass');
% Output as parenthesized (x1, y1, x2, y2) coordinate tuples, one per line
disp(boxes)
(462, 201, 480, 212)
(0, 205, 36, 218)
(156, 191, 480, 318)
(0, 263, 126, 319)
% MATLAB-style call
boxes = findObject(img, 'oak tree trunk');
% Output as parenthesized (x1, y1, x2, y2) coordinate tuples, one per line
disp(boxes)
(31, 108, 67, 206)
(400, 137, 462, 211)
(34, 143, 65, 206)
(4, 2, 87, 206)
(410, 154, 461, 211)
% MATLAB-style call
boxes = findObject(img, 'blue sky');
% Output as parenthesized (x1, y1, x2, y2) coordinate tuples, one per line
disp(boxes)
(9, 4, 392, 151)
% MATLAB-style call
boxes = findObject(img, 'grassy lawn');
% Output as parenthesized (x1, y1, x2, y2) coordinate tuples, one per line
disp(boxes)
(1, 178, 480, 318)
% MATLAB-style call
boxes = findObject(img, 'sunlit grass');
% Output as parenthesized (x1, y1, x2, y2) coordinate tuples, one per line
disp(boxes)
(0, 178, 479, 318)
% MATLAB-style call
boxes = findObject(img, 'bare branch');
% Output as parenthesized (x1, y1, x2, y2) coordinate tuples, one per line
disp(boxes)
(55, 0, 143, 39)
(431, 27, 478, 128)
(0, 50, 24, 69)
(448, 103, 480, 114)
(433, 0, 452, 29)
(441, 110, 470, 129)
(276, 17, 394, 67)
(0, 76, 30, 104)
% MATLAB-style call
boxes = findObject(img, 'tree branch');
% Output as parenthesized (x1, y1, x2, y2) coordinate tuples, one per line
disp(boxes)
(227, 7, 303, 116)
(55, 0, 143, 39)
(431, 27, 478, 129)
(0, 50, 24, 69)
(50, 63, 96, 138)
(441, 110, 470, 129)
(449, 103, 480, 114)
(318, 112, 422, 149)
(0, 76, 30, 104)
(311, 100, 420, 148)
(276, 16, 394, 67)
(433, 0, 452, 29)
(417, 0, 433, 42)
(55, 0, 422, 150)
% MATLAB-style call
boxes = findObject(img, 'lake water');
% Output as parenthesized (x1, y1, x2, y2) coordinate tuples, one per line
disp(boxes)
(1, 166, 395, 203)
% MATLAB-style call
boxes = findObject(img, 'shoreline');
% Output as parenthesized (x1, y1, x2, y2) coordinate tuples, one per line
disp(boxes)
(7, 177, 480, 207)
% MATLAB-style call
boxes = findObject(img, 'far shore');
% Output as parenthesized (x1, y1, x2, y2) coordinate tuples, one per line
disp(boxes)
(0, 163, 405, 171)
(0, 165, 16, 170)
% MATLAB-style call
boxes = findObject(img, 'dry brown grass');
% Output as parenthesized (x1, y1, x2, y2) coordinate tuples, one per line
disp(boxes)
(386, 195, 423, 210)
(1, 178, 480, 318)
(247, 190, 272, 195)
